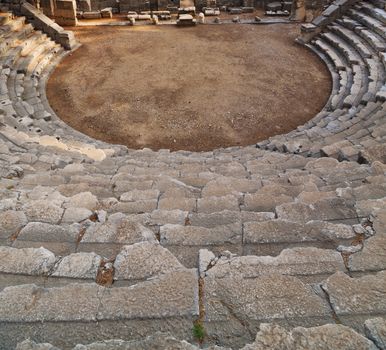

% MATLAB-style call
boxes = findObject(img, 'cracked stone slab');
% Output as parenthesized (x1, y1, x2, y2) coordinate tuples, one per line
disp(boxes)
(197, 195, 240, 213)
(322, 271, 386, 321)
(52, 252, 101, 279)
(64, 192, 99, 211)
(204, 273, 332, 324)
(149, 209, 188, 226)
(0, 269, 198, 322)
(25, 187, 66, 203)
(297, 190, 336, 204)
(13, 323, 380, 349)
(199, 249, 216, 278)
(120, 189, 160, 202)
(188, 210, 274, 228)
(244, 193, 293, 212)
(97, 269, 199, 320)
(16, 222, 80, 242)
(0, 246, 57, 275)
(23, 200, 64, 224)
(81, 213, 156, 244)
(73, 333, 205, 349)
(356, 198, 386, 218)
(201, 177, 261, 197)
(158, 197, 196, 212)
(62, 207, 93, 223)
(276, 198, 357, 222)
(0, 283, 101, 322)
(113, 241, 186, 280)
(364, 318, 386, 350)
(16, 339, 60, 350)
(18, 333, 207, 349)
(349, 233, 386, 273)
(242, 323, 378, 350)
(0, 210, 28, 238)
(373, 209, 386, 235)
(243, 220, 355, 244)
(204, 247, 345, 282)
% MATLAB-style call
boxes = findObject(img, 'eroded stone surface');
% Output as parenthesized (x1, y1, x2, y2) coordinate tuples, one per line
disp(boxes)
(65, 192, 99, 210)
(16, 339, 60, 350)
(349, 233, 386, 273)
(98, 269, 199, 320)
(204, 273, 331, 323)
(160, 223, 241, 245)
(14, 322, 382, 349)
(243, 323, 378, 350)
(322, 271, 386, 317)
(81, 213, 156, 243)
(0, 210, 28, 238)
(16, 222, 80, 242)
(364, 318, 386, 350)
(23, 200, 64, 225)
(0, 246, 57, 275)
(113, 242, 185, 280)
(0, 283, 101, 322)
(52, 252, 101, 279)
(205, 247, 345, 281)
(0, 270, 198, 322)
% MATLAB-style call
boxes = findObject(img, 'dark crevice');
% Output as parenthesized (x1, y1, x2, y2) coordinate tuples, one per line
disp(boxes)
(320, 285, 341, 325)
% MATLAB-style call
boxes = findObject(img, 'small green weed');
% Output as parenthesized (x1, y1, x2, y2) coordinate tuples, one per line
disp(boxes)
(192, 321, 205, 343)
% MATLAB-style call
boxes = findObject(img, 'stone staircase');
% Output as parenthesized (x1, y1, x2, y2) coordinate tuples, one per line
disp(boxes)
(0, 3, 386, 350)
(257, 0, 386, 164)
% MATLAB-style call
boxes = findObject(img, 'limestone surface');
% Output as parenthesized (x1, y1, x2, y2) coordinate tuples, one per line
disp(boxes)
(52, 252, 101, 279)
(113, 242, 185, 280)
(364, 318, 386, 350)
(322, 271, 386, 317)
(0, 246, 57, 275)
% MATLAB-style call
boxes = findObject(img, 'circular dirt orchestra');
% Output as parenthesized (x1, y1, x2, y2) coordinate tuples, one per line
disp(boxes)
(47, 24, 331, 152)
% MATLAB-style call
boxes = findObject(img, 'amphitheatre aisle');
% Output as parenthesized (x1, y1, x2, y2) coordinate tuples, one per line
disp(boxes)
(0, 0, 386, 349)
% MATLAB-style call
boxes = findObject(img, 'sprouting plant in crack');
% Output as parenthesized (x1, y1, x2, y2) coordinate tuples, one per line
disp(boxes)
(192, 320, 205, 344)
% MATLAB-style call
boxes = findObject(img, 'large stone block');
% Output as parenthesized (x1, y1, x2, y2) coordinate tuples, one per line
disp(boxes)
(204, 273, 332, 347)
(204, 247, 345, 283)
(0, 246, 57, 275)
(322, 271, 386, 328)
(113, 241, 185, 280)
(54, 0, 78, 26)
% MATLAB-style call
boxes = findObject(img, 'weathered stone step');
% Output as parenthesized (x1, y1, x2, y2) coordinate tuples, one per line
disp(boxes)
(203, 272, 333, 348)
(349, 9, 386, 39)
(15, 321, 384, 350)
(306, 44, 342, 110)
(330, 23, 373, 59)
(200, 246, 346, 283)
(314, 38, 347, 70)
(16, 39, 56, 75)
(0, 269, 199, 349)
(366, 0, 386, 10)
(243, 219, 356, 255)
(322, 270, 386, 331)
(0, 22, 34, 55)
(0, 16, 25, 33)
(0, 241, 191, 289)
(360, 2, 386, 25)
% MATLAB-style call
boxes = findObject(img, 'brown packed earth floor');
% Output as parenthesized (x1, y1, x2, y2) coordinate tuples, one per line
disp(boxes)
(47, 24, 331, 151)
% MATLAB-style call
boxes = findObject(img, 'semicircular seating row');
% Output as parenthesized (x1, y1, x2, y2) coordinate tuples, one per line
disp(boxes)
(0, 3, 386, 350)
(258, 0, 386, 164)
